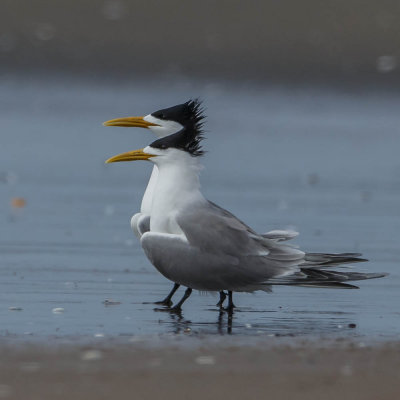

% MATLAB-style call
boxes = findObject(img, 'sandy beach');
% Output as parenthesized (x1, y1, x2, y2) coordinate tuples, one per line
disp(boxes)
(0, 340, 399, 400)
(2, 0, 400, 83)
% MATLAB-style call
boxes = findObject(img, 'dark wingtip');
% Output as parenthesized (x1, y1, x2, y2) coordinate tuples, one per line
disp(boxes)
(369, 272, 389, 279)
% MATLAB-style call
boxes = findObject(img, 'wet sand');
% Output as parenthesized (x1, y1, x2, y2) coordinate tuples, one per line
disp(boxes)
(1, 76, 399, 399)
(1, 78, 398, 341)
(0, 340, 399, 400)
(0, 77, 398, 341)
(2, 1, 400, 83)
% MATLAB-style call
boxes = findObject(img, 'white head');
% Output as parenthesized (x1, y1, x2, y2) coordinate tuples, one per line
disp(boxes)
(105, 130, 206, 206)
(105, 124, 204, 168)
(105, 100, 207, 221)
(143, 114, 183, 138)
(103, 99, 204, 139)
(105, 101, 206, 173)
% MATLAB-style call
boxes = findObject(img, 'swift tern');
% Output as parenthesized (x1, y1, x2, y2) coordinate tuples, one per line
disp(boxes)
(104, 101, 226, 306)
(105, 99, 386, 312)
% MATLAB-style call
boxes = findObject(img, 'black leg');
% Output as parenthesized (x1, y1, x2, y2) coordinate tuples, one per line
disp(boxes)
(154, 283, 180, 307)
(216, 291, 227, 308)
(224, 291, 236, 312)
(170, 288, 192, 312)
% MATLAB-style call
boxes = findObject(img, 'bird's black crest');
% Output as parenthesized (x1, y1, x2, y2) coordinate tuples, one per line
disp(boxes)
(150, 99, 205, 157)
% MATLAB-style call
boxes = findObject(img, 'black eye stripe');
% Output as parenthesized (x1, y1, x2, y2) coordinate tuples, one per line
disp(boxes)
(152, 111, 166, 120)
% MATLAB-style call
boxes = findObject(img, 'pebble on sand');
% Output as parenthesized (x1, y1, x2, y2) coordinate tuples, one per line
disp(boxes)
(19, 362, 41, 373)
(102, 299, 121, 306)
(10, 197, 26, 208)
(195, 356, 215, 365)
(80, 349, 103, 361)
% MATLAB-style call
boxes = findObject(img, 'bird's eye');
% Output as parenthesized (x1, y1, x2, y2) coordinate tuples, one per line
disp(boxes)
(154, 112, 165, 120)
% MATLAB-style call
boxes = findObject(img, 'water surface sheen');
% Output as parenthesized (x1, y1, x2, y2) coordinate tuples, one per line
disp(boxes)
(1, 77, 399, 343)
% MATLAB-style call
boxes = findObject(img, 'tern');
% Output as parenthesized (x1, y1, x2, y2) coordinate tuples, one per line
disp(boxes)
(105, 99, 386, 312)
(104, 100, 226, 307)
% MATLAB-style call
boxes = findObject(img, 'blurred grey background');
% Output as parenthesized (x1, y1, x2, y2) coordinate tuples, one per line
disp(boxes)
(2, 0, 400, 84)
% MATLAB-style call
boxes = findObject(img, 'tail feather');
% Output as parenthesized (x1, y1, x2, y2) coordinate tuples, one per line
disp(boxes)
(268, 268, 387, 289)
(262, 230, 299, 242)
(301, 252, 368, 267)
(294, 282, 360, 289)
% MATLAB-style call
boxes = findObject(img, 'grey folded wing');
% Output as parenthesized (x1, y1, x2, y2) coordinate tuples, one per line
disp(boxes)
(177, 200, 305, 262)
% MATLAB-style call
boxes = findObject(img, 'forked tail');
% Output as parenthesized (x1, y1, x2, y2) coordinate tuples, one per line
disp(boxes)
(301, 252, 368, 267)
(269, 252, 387, 289)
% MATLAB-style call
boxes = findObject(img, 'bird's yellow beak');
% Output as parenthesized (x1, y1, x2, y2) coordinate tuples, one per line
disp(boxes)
(105, 148, 156, 164)
(103, 116, 159, 128)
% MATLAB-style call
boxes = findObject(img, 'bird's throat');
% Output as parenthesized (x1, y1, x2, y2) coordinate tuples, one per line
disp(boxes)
(150, 160, 204, 234)
(140, 165, 159, 215)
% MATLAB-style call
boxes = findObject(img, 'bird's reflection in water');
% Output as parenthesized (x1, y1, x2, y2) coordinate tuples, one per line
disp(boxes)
(156, 305, 357, 337)
(166, 311, 191, 334)
(157, 308, 235, 335)
(217, 310, 233, 334)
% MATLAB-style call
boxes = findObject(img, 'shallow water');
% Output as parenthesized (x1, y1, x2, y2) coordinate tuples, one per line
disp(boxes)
(1, 76, 399, 343)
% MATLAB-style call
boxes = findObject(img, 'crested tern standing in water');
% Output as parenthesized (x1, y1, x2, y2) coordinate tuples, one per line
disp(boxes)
(105, 99, 386, 312)
(104, 101, 226, 306)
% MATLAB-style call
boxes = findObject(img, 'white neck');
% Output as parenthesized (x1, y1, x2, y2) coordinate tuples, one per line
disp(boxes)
(139, 114, 184, 216)
(140, 165, 158, 215)
(150, 153, 205, 234)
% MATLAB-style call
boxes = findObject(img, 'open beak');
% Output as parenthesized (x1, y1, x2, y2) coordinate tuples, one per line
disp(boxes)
(103, 116, 159, 128)
(105, 148, 156, 164)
